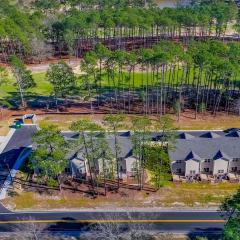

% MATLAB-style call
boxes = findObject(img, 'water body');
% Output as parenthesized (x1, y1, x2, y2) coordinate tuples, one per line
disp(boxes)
(158, 0, 190, 8)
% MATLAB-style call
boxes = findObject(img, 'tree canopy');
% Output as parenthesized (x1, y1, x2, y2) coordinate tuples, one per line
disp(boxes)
(0, 0, 239, 61)
(31, 124, 69, 187)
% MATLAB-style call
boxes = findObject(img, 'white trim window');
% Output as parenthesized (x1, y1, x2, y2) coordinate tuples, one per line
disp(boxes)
(233, 158, 240, 162)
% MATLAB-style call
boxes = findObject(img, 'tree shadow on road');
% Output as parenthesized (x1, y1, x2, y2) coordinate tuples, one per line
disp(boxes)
(187, 227, 223, 240)
(43, 217, 91, 238)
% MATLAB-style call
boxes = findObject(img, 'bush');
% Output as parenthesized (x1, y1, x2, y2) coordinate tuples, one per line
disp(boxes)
(47, 178, 58, 188)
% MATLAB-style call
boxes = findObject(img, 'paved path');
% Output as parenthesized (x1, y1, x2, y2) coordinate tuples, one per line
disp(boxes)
(0, 125, 38, 199)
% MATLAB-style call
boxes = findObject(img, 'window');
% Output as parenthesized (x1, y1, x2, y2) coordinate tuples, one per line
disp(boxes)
(131, 167, 137, 172)
(205, 159, 211, 163)
(232, 167, 238, 172)
(176, 168, 182, 174)
(176, 160, 182, 164)
(204, 168, 210, 173)
(233, 158, 240, 162)
(190, 170, 196, 175)
(218, 170, 224, 174)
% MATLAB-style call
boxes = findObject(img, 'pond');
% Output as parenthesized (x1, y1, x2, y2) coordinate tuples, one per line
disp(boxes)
(158, 0, 190, 8)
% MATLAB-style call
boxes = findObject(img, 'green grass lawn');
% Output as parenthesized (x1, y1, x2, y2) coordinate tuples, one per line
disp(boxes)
(0, 72, 52, 100)
(1, 69, 239, 101)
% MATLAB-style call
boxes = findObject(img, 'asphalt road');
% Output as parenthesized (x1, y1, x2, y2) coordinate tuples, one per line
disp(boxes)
(0, 210, 226, 235)
(0, 125, 226, 236)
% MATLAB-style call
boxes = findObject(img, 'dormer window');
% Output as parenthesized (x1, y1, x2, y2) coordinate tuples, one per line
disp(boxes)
(200, 132, 220, 139)
(233, 158, 240, 162)
(179, 133, 195, 140)
(205, 159, 211, 163)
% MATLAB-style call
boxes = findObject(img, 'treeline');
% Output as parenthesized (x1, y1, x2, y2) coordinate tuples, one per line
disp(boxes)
(0, 0, 239, 61)
(49, 40, 240, 117)
(5, 40, 240, 116)
(0, 0, 44, 61)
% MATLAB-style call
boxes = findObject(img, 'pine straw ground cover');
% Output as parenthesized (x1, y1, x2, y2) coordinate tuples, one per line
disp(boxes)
(37, 112, 240, 131)
(1, 110, 240, 136)
(3, 181, 239, 211)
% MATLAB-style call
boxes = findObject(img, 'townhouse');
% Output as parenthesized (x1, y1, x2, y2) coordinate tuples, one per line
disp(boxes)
(1, 115, 240, 185)
(63, 131, 135, 180)
(66, 129, 240, 182)
(169, 129, 240, 180)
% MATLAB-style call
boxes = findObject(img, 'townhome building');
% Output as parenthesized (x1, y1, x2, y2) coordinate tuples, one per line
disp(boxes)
(64, 129, 240, 182)
(63, 131, 135, 180)
(169, 129, 240, 180)
(1, 120, 240, 186)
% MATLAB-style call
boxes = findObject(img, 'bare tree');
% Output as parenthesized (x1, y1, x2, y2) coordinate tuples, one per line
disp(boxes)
(29, 38, 53, 62)
(86, 211, 155, 240)
(0, 66, 8, 119)
(234, 98, 240, 116)
(11, 217, 46, 240)
(10, 217, 78, 240)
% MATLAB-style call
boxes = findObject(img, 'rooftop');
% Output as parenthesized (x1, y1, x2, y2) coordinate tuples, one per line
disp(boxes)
(168, 130, 240, 162)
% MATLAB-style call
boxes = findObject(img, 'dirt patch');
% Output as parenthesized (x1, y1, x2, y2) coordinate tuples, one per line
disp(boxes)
(26, 58, 83, 74)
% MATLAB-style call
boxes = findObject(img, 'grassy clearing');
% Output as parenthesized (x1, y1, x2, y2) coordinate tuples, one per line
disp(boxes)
(3, 182, 239, 210)
(1, 68, 240, 99)
(172, 112, 240, 130)
(1, 111, 239, 136)
(0, 72, 52, 100)
(156, 182, 239, 207)
(37, 112, 240, 132)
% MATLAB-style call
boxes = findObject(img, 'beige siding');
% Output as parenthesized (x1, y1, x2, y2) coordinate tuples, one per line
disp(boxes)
(125, 156, 138, 173)
(213, 159, 229, 175)
(185, 160, 200, 176)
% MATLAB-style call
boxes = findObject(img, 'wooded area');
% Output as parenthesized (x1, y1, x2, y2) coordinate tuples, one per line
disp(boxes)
(1, 0, 240, 116)
(0, 0, 239, 61)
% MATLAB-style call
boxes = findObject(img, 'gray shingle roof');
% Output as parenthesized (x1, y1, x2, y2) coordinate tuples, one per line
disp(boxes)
(63, 130, 240, 162)
(62, 132, 133, 159)
(105, 135, 133, 158)
(213, 150, 231, 161)
(169, 130, 240, 162)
